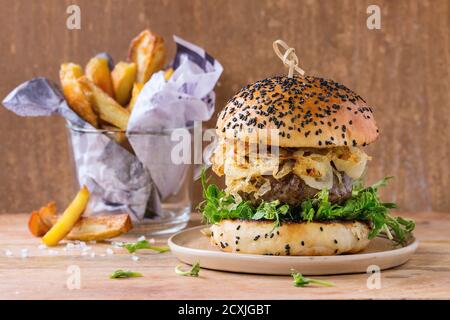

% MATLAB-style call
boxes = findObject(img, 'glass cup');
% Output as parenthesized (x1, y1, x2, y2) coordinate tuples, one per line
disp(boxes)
(67, 123, 194, 235)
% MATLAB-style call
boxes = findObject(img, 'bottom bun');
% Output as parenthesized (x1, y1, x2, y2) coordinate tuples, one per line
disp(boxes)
(209, 220, 371, 256)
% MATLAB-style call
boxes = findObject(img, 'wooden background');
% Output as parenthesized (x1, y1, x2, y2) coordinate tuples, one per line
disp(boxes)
(0, 0, 448, 214)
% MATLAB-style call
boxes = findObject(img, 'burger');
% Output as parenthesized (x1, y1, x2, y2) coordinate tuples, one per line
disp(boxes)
(200, 75, 415, 256)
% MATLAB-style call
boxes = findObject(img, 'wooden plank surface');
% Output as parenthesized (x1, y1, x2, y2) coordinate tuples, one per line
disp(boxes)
(0, 0, 449, 214)
(0, 211, 449, 299)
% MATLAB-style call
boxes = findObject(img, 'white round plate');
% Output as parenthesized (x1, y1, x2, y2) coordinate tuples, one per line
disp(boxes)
(168, 225, 419, 275)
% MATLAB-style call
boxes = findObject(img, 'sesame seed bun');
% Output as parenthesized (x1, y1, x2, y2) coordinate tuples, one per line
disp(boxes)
(209, 219, 371, 256)
(216, 75, 379, 148)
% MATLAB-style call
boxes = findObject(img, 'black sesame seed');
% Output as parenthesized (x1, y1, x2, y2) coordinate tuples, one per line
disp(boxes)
(320, 227, 324, 232)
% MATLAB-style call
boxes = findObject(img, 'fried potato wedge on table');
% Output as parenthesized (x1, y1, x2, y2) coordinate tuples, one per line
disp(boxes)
(127, 82, 143, 112)
(66, 214, 132, 241)
(28, 201, 57, 236)
(111, 61, 137, 105)
(128, 29, 166, 84)
(42, 186, 90, 246)
(59, 63, 99, 127)
(78, 76, 130, 130)
(29, 203, 133, 241)
(86, 57, 115, 98)
(29, 212, 50, 237)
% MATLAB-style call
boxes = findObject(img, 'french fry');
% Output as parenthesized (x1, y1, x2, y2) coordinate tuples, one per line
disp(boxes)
(28, 212, 50, 237)
(128, 29, 166, 84)
(66, 214, 132, 241)
(29, 203, 132, 241)
(78, 76, 130, 130)
(28, 202, 57, 237)
(85, 57, 115, 98)
(164, 67, 174, 81)
(127, 82, 143, 112)
(38, 201, 57, 226)
(42, 186, 90, 246)
(111, 62, 137, 105)
(59, 63, 99, 127)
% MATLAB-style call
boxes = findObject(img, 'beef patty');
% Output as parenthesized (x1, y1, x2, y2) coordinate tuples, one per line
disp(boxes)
(241, 172, 353, 206)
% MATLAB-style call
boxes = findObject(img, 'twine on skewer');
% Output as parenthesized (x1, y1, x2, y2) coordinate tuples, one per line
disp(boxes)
(273, 40, 305, 78)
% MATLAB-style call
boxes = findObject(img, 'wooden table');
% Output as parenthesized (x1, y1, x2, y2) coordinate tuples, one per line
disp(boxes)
(0, 212, 449, 300)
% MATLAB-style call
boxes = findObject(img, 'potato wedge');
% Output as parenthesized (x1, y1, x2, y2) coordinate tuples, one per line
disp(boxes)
(127, 82, 143, 112)
(28, 202, 57, 237)
(111, 62, 137, 105)
(164, 67, 174, 81)
(38, 201, 57, 226)
(86, 57, 115, 98)
(42, 186, 90, 246)
(95, 52, 114, 70)
(78, 76, 130, 130)
(128, 29, 166, 84)
(59, 63, 99, 127)
(66, 214, 132, 241)
(29, 211, 50, 237)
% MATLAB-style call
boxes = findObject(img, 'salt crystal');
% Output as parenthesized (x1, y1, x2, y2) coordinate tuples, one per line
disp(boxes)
(66, 243, 75, 250)
(90, 252, 96, 258)
(4, 249, 13, 257)
(79, 241, 87, 248)
(112, 241, 123, 248)
(81, 251, 89, 256)
(20, 249, 28, 258)
(38, 244, 47, 250)
(137, 235, 146, 242)
(131, 255, 140, 262)
(81, 246, 92, 252)
(48, 250, 58, 256)
(149, 238, 156, 244)
(106, 248, 114, 255)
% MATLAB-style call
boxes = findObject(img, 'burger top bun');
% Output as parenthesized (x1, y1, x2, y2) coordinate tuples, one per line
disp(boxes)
(216, 75, 379, 148)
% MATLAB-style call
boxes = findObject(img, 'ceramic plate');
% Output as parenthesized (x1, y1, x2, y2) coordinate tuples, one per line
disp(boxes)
(168, 225, 418, 275)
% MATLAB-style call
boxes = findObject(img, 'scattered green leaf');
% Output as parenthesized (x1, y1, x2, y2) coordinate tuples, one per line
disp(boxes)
(121, 240, 170, 254)
(291, 270, 334, 287)
(175, 262, 201, 277)
(110, 269, 142, 279)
